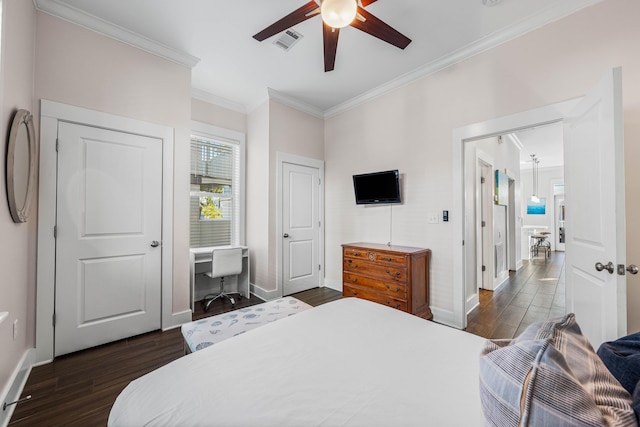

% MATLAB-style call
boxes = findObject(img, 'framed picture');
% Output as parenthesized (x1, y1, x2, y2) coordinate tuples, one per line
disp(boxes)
(494, 170, 508, 206)
(527, 197, 546, 215)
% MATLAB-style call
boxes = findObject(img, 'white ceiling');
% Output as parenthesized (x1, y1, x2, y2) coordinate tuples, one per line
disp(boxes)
(513, 122, 564, 170)
(35, 0, 602, 117)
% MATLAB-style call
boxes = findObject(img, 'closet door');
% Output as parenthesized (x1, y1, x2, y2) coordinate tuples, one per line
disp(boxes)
(55, 122, 162, 356)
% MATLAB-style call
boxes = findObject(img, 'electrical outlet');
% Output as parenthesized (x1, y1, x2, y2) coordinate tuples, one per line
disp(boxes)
(13, 319, 18, 341)
(428, 213, 439, 224)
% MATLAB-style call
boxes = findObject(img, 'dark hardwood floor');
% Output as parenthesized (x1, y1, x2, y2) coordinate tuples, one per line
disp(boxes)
(9, 256, 562, 426)
(8, 287, 342, 427)
(465, 251, 565, 339)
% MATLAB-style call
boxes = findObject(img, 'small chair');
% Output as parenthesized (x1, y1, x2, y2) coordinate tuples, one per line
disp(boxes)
(202, 247, 243, 312)
(530, 234, 551, 260)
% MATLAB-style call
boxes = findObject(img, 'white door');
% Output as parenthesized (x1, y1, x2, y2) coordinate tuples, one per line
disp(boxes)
(564, 68, 626, 347)
(493, 205, 508, 287)
(480, 162, 493, 290)
(55, 122, 163, 356)
(282, 162, 320, 295)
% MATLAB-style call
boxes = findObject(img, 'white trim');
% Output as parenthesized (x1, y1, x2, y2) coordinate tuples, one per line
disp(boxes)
(191, 88, 247, 114)
(276, 152, 325, 298)
(162, 310, 192, 331)
(0, 349, 35, 427)
(250, 284, 279, 302)
(36, 100, 176, 363)
(190, 121, 247, 247)
(323, 278, 342, 292)
(33, 0, 200, 68)
(324, 0, 602, 118)
(451, 98, 582, 330)
(267, 88, 324, 119)
(430, 307, 457, 327)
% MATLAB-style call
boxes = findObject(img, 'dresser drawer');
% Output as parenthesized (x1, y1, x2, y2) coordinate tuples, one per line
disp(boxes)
(343, 272, 407, 298)
(343, 258, 406, 282)
(343, 247, 407, 267)
(343, 285, 407, 311)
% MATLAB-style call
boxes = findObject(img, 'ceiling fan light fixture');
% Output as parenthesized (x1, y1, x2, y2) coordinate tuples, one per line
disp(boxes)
(321, 0, 357, 28)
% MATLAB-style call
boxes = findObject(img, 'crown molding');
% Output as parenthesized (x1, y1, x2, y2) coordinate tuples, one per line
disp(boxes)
(324, 0, 603, 118)
(267, 88, 324, 119)
(33, 0, 200, 68)
(191, 88, 246, 114)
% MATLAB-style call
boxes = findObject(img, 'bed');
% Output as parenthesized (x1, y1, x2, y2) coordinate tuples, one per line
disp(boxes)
(109, 297, 639, 426)
(108, 297, 487, 426)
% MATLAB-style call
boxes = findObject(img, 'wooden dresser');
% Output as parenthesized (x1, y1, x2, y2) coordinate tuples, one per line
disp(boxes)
(342, 242, 432, 320)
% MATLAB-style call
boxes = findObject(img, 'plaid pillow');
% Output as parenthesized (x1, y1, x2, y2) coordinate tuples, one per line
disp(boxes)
(479, 314, 637, 426)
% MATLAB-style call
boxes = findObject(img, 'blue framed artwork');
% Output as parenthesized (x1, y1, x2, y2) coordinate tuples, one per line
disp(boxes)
(527, 197, 546, 215)
(494, 170, 508, 206)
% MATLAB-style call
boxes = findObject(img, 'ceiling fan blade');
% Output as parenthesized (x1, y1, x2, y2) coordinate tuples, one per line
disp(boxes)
(323, 23, 340, 72)
(349, 6, 411, 49)
(253, 1, 320, 41)
(360, 0, 378, 6)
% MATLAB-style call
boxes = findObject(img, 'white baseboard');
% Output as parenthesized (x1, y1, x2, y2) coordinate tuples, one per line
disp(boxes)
(323, 278, 342, 292)
(162, 309, 193, 331)
(430, 307, 463, 330)
(250, 283, 277, 301)
(1, 349, 35, 427)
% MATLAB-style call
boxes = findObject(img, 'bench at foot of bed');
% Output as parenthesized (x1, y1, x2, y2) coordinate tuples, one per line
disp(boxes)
(181, 296, 312, 353)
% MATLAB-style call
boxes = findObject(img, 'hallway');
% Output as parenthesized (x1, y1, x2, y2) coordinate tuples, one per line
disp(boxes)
(465, 251, 565, 339)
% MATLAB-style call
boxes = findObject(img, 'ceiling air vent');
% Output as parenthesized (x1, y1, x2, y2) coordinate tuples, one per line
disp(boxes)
(273, 29, 303, 51)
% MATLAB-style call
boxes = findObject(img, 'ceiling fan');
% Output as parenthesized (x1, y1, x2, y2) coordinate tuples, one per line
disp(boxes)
(253, 0, 412, 72)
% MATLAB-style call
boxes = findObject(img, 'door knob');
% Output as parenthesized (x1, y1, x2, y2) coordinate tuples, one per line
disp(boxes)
(627, 264, 639, 275)
(150, 240, 160, 247)
(595, 261, 614, 274)
(283, 233, 289, 238)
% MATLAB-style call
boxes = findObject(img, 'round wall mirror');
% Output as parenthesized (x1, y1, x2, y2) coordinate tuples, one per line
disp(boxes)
(6, 109, 36, 223)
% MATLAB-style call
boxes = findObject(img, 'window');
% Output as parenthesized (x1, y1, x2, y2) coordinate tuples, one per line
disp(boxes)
(190, 123, 245, 248)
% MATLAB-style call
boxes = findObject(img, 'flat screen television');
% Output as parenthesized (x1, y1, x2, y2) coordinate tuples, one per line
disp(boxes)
(352, 169, 401, 205)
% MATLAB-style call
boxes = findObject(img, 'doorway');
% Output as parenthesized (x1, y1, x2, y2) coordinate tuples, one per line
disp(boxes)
(452, 98, 581, 329)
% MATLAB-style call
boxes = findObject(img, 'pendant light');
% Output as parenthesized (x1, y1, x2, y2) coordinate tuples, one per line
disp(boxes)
(530, 154, 540, 203)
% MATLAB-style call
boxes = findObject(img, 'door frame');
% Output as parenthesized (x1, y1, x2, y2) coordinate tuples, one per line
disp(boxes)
(35, 100, 184, 364)
(275, 152, 324, 298)
(451, 98, 582, 329)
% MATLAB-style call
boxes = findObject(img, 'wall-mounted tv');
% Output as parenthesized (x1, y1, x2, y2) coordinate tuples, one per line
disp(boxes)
(352, 169, 401, 205)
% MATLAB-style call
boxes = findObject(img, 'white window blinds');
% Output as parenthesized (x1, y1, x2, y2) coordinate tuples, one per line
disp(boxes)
(190, 135, 241, 248)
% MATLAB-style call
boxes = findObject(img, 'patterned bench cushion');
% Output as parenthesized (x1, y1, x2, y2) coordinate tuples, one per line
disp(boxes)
(181, 296, 312, 353)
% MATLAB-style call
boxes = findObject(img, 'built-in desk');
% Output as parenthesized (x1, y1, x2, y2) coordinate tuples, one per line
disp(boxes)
(189, 246, 250, 311)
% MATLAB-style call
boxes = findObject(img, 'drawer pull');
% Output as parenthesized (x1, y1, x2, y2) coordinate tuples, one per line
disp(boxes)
(352, 252, 362, 257)
(348, 276, 358, 283)
(381, 257, 392, 261)
(386, 269, 401, 279)
(385, 284, 401, 292)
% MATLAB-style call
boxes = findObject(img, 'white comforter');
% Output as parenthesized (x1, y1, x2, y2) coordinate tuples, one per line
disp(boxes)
(109, 298, 486, 426)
